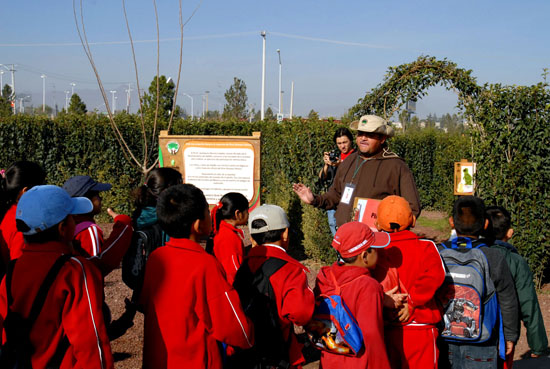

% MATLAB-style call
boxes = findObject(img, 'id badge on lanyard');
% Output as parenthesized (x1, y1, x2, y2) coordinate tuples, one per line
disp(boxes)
(340, 183, 356, 205)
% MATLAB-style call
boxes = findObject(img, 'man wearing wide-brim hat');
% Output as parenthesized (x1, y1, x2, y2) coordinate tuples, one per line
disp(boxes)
(293, 115, 421, 228)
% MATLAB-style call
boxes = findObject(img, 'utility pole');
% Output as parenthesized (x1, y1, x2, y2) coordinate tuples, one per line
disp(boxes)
(1, 64, 17, 114)
(260, 31, 266, 120)
(65, 91, 70, 111)
(70, 82, 76, 96)
(205, 90, 210, 117)
(125, 83, 133, 113)
(277, 49, 282, 117)
(110, 90, 117, 113)
(41, 74, 46, 112)
(290, 81, 294, 119)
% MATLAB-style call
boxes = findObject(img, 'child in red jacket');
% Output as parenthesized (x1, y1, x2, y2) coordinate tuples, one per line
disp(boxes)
(373, 195, 446, 369)
(210, 192, 249, 285)
(0, 185, 114, 368)
(315, 221, 392, 369)
(62, 175, 133, 276)
(240, 204, 315, 368)
(140, 184, 254, 369)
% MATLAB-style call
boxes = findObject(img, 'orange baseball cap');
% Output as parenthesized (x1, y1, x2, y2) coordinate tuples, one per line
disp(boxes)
(377, 195, 414, 232)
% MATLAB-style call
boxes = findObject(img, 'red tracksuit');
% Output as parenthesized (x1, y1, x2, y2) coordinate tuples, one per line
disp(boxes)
(373, 230, 446, 369)
(212, 220, 245, 285)
(0, 204, 24, 260)
(246, 244, 315, 368)
(73, 215, 133, 276)
(316, 263, 391, 369)
(0, 241, 114, 369)
(140, 237, 254, 369)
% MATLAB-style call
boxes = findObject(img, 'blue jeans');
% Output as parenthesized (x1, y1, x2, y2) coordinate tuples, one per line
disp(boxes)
(327, 209, 337, 236)
(440, 341, 497, 369)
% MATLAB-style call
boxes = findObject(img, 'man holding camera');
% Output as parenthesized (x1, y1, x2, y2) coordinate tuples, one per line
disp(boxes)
(294, 115, 421, 229)
(318, 128, 355, 235)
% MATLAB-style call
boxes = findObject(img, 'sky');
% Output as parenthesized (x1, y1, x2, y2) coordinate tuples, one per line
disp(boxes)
(1, 0, 549, 119)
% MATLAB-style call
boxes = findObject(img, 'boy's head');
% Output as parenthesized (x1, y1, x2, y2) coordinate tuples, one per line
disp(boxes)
(450, 196, 487, 237)
(248, 204, 290, 247)
(485, 205, 513, 242)
(376, 195, 415, 232)
(16, 185, 93, 244)
(156, 184, 210, 239)
(332, 221, 390, 269)
(63, 175, 112, 215)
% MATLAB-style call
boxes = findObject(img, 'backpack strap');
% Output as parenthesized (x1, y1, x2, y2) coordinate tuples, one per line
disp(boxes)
(26, 254, 73, 327)
(451, 237, 474, 249)
(256, 257, 287, 298)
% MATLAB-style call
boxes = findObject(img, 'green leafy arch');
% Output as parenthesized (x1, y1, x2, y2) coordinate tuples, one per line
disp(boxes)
(350, 55, 481, 119)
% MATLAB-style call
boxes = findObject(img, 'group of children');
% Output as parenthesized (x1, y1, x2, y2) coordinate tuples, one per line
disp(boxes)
(0, 160, 547, 369)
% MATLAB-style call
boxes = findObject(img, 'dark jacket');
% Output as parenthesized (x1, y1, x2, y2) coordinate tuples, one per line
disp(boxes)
(440, 237, 520, 343)
(311, 150, 421, 227)
(492, 240, 548, 354)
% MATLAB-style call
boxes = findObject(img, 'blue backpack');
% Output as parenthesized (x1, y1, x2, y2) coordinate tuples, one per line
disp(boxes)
(306, 270, 363, 356)
(438, 237, 504, 349)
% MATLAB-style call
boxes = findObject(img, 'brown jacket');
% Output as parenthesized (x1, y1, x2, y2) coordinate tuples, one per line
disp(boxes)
(311, 150, 421, 227)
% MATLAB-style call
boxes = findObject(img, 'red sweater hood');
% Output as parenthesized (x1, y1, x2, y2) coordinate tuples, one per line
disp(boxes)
(316, 262, 372, 295)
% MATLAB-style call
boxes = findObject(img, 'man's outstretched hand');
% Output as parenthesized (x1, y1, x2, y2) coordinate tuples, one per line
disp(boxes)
(292, 183, 314, 204)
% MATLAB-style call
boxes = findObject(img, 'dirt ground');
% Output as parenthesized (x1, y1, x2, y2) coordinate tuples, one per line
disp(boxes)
(102, 210, 550, 368)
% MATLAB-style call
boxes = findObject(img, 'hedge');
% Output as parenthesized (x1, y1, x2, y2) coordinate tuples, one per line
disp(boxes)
(0, 114, 473, 264)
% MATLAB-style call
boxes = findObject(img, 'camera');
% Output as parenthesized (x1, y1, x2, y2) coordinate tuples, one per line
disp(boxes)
(329, 150, 339, 163)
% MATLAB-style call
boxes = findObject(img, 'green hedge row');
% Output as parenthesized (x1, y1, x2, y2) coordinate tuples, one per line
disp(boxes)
(0, 115, 470, 265)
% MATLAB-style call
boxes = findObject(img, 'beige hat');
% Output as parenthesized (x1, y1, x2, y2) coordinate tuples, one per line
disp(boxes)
(248, 204, 290, 234)
(350, 115, 395, 137)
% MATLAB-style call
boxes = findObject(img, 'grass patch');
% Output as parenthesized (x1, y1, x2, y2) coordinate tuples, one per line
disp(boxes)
(416, 216, 451, 234)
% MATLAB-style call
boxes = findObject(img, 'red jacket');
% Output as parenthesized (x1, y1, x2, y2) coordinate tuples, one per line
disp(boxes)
(0, 204, 24, 260)
(212, 220, 245, 285)
(0, 241, 114, 369)
(315, 263, 390, 369)
(246, 244, 315, 367)
(373, 230, 445, 326)
(74, 215, 133, 276)
(140, 237, 254, 369)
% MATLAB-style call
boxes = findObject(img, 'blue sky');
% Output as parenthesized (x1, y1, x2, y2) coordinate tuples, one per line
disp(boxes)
(2, 0, 549, 118)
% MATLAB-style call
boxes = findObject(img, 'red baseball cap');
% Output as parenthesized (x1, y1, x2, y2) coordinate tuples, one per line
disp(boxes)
(332, 222, 390, 258)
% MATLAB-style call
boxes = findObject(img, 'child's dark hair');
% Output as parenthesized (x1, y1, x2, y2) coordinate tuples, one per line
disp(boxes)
(452, 196, 486, 237)
(133, 168, 182, 210)
(250, 219, 285, 245)
(157, 184, 208, 239)
(333, 127, 354, 144)
(485, 205, 512, 241)
(212, 192, 249, 233)
(16, 217, 64, 244)
(1, 161, 46, 220)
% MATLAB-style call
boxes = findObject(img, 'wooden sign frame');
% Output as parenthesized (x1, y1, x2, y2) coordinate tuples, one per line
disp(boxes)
(454, 159, 476, 196)
(158, 130, 261, 210)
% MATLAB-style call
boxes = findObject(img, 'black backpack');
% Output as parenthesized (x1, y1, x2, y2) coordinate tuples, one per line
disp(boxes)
(227, 257, 290, 369)
(0, 254, 72, 369)
(122, 223, 166, 292)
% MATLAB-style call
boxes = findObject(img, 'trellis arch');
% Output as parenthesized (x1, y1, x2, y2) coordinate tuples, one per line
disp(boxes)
(350, 55, 481, 120)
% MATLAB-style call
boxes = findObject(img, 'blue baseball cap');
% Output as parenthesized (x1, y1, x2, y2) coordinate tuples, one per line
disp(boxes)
(63, 175, 112, 197)
(16, 185, 93, 235)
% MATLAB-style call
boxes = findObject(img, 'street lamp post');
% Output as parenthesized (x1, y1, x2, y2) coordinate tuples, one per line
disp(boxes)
(110, 90, 117, 113)
(65, 91, 70, 111)
(182, 93, 194, 120)
(70, 82, 76, 96)
(41, 74, 46, 112)
(277, 49, 282, 117)
(205, 91, 210, 117)
(260, 31, 266, 120)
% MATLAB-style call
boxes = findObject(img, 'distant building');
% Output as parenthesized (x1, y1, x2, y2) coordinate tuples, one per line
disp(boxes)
(391, 121, 403, 129)
(435, 121, 441, 129)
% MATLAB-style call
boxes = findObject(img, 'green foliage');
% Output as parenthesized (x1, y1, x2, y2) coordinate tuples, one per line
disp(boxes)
(0, 84, 13, 117)
(223, 77, 248, 120)
(466, 82, 550, 287)
(141, 75, 181, 122)
(264, 107, 275, 120)
(350, 55, 480, 120)
(308, 109, 320, 120)
(68, 94, 87, 115)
